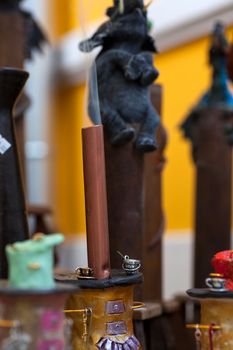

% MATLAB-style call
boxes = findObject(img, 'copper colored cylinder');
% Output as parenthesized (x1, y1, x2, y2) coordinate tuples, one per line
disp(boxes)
(82, 125, 111, 280)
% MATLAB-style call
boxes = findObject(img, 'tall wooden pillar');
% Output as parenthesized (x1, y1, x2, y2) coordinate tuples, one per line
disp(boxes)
(0, 11, 26, 174)
(105, 84, 166, 301)
(193, 109, 232, 288)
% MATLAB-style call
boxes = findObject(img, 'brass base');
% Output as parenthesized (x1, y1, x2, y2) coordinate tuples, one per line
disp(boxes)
(201, 299, 233, 350)
(66, 285, 141, 350)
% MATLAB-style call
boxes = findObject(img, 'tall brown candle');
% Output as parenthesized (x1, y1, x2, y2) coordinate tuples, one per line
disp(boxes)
(82, 125, 111, 280)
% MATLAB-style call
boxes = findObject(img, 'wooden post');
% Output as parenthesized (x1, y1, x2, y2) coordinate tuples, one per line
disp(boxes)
(0, 13, 25, 68)
(105, 84, 166, 301)
(193, 108, 232, 288)
(0, 12, 26, 174)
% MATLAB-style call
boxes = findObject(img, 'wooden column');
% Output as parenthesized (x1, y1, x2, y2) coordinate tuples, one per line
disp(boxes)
(193, 108, 232, 288)
(0, 12, 26, 172)
(0, 13, 25, 68)
(105, 84, 166, 301)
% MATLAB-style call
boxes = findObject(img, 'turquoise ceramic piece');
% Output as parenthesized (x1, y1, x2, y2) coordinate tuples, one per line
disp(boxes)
(6, 233, 64, 289)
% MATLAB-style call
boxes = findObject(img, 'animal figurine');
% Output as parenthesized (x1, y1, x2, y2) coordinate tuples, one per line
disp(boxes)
(79, 0, 160, 152)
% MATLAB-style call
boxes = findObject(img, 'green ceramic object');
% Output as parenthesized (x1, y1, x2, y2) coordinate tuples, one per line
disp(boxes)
(6, 233, 64, 289)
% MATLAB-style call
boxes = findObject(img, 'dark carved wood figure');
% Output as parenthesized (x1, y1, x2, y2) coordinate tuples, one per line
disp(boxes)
(79, 0, 160, 152)
(181, 22, 233, 149)
(181, 23, 233, 288)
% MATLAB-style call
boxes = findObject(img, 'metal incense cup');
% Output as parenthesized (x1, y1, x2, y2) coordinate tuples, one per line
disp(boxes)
(122, 256, 141, 275)
(75, 267, 94, 279)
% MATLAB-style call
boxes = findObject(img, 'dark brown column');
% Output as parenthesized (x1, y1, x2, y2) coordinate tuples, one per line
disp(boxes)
(0, 12, 27, 173)
(105, 84, 166, 300)
(193, 108, 232, 288)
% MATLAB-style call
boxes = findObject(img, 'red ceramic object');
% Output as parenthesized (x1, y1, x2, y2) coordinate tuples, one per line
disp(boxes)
(212, 251, 233, 290)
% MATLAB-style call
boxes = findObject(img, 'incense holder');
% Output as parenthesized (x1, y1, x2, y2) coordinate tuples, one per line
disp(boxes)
(187, 289, 233, 350)
(186, 251, 233, 350)
(0, 282, 77, 350)
(56, 270, 143, 350)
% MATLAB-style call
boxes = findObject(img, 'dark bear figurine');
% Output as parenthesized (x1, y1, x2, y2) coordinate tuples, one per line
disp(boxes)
(79, 0, 160, 152)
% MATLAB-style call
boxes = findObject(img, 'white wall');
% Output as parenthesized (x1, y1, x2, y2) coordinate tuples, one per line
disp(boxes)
(149, 0, 233, 34)
(22, 0, 53, 206)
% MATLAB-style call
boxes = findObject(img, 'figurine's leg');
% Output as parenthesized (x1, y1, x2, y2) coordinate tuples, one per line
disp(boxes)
(101, 108, 135, 145)
(135, 105, 160, 152)
(139, 52, 159, 86)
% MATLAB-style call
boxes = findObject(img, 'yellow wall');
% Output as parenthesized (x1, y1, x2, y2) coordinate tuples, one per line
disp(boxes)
(50, 1, 232, 235)
(156, 37, 211, 230)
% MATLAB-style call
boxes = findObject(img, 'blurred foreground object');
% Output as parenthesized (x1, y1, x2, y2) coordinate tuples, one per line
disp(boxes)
(6, 233, 64, 289)
(0, 68, 29, 279)
(181, 23, 233, 288)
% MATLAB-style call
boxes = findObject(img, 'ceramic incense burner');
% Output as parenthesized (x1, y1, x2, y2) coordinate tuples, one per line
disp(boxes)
(187, 289, 233, 350)
(56, 270, 143, 350)
(186, 250, 233, 350)
(0, 283, 76, 350)
(0, 234, 77, 349)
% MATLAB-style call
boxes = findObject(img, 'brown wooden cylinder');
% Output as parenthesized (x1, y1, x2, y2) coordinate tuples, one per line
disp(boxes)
(82, 125, 111, 280)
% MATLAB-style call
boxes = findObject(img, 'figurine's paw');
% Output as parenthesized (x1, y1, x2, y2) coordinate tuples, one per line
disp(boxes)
(125, 55, 146, 80)
(135, 135, 158, 152)
(140, 67, 159, 86)
(111, 127, 135, 146)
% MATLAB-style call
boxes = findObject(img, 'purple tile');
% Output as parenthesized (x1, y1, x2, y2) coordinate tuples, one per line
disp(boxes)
(106, 321, 127, 335)
(105, 300, 125, 314)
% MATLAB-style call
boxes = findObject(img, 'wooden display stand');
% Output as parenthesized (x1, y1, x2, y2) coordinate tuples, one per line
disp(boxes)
(105, 84, 165, 302)
(0, 12, 26, 170)
(192, 108, 232, 288)
(104, 85, 190, 349)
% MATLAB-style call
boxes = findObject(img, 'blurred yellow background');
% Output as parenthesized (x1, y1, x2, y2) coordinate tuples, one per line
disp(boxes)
(49, 0, 233, 236)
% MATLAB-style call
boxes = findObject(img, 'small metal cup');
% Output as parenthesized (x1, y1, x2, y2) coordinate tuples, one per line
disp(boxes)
(75, 267, 94, 279)
(122, 256, 141, 275)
